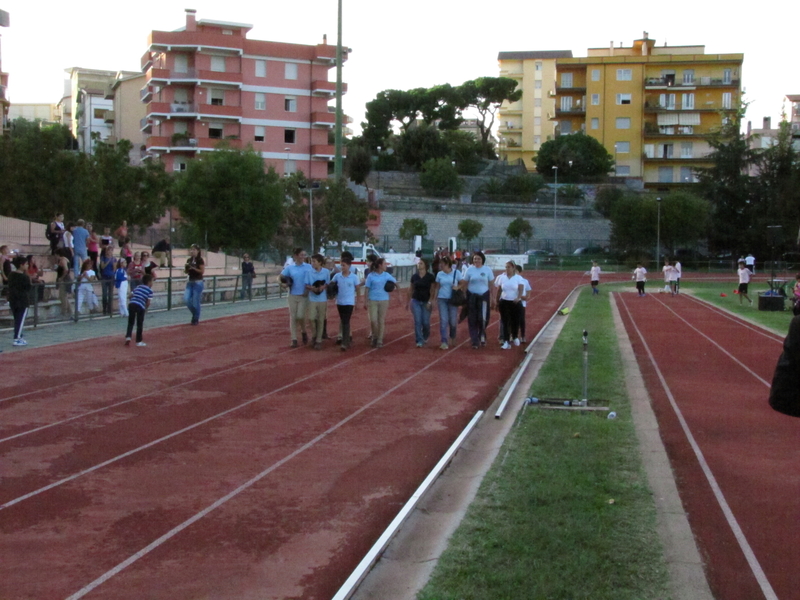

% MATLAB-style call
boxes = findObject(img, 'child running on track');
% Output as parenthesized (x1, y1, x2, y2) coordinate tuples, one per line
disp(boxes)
(737, 260, 753, 306)
(633, 263, 647, 296)
(589, 261, 601, 295)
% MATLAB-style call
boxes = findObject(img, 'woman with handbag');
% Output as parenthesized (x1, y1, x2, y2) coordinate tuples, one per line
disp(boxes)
(406, 258, 436, 348)
(432, 256, 463, 350)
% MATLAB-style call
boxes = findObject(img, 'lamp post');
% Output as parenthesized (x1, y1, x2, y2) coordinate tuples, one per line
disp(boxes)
(552, 166, 558, 220)
(376, 145, 381, 190)
(284, 147, 291, 176)
(656, 196, 662, 266)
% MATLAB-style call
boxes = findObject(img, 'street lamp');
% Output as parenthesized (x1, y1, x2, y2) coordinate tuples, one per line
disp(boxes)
(552, 165, 558, 220)
(376, 145, 381, 190)
(656, 197, 662, 266)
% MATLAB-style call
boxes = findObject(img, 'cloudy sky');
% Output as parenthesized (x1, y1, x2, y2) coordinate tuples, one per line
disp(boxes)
(2, 0, 797, 132)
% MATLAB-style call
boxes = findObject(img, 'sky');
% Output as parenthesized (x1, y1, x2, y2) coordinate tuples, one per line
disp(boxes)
(1, 0, 798, 134)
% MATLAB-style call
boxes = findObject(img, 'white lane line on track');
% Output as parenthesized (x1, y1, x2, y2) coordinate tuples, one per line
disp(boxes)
(0, 330, 421, 512)
(617, 293, 779, 600)
(679, 293, 785, 343)
(648, 294, 772, 388)
(64, 334, 479, 600)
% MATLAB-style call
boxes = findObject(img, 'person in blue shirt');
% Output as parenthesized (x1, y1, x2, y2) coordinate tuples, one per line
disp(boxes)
(125, 274, 154, 347)
(71, 219, 89, 277)
(98, 246, 117, 315)
(461, 251, 495, 349)
(280, 248, 312, 347)
(364, 258, 397, 348)
(332, 259, 362, 351)
(304, 253, 330, 350)
(431, 256, 462, 349)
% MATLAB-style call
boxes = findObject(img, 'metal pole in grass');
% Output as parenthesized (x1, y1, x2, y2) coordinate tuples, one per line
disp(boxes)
(212, 276, 217, 306)
(167, 276, 172, 311)
(582, 329, 589, 402)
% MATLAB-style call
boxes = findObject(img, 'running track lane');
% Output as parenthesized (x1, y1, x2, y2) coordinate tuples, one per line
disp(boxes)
(615, 290, 800, 600)
(0, 271, 583, 599)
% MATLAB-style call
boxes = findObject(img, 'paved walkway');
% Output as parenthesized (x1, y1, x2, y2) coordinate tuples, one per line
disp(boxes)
(1, 296, 286, 353)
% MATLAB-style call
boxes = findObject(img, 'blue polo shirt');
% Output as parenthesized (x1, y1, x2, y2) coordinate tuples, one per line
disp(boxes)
(72, 227, 89, 256)
(464, 265, 494, 295)
(435, 269, 462, 300)
(365, 271, 396, 302)
(333, 272, 360, 306)
(304, 267, 330, 303)
(281, 262, 312, 296)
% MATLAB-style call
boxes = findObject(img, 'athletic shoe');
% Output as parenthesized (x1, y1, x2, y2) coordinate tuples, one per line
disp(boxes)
(335, 338, 342, 345)
(136, 342, 147, 347)
(513, 338, 520, 347)
(291, 340, 298, 348)
(472, 345, 479, 350)
(416, 343, 423, 348)
(501, 341, 511, 350)
(340, 345, 347, 352)
(125, 338, 131, 346)
(302, 332, 308, 345)
(377, 342, 384, 348)
(314, 342, 322, 350)
(371, 339, 378, 348)
(13, 338, 26, 346)
(439, 343, 449, 350)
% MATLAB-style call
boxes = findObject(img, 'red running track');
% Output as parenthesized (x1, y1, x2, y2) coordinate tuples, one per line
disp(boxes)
(615, 290, 800, 600)
(0, 271, 584, 600)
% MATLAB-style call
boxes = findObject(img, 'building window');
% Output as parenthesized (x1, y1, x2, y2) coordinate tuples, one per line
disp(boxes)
(210, 89, 224, 106)
(534, 116, 541, 126)
(255, 93, 266, 110)
(661, 143, 674, 158)
(285, 159, 296, 175)
(535, 61, 542, 71)
(173, 121, 188, 135)
(534, 98, 542, 107)
(174, 54, 189, 73)
(560, 97, 572, 111)
(209, 123, 224, 139)
(285, 63, 298, 80)
(683, 70, 694, 84)
(591, 94, 600, 105)
(222, 29, 233, 35)
(591, 118, 599, 130)
(255, 60, 267, 77)
(592, 69, 600, 81)
(723, 69, 732, 84)
(659, 93, 676, 109)
(534, 135, 541, 146)
(682, 93, 695, 109)
(560, 120, 572, 134)
(284, 129, 296, 144)
(535, 80, 542, 89)
(617, 69, 632, 81)
(616, 165, 630, 176)
(284, 96, 297, 112)
(658, 166, 674, 183)
(174, 160, 187, 172)
(210, 56, 226, 72)
(722, 92, 732, 109)
(616, 93, 632, 105)
(681, 142, 693, 158)
(93, 108, 105, 119)
(616, 141, 630, 153)
(680, 167, 694, 183)
(616, 117, 631, 129)
(561, 73, 573, 88)
(254, 126, 265, 142)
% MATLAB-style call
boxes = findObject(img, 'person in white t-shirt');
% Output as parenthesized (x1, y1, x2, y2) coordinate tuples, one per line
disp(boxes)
(673, 259, 682, 294)
(494, 261, 525, 349)
(662, 259, 677, 295)
(632, 263, 648, 297)
(745, 253, 756, 274)
(589, 261, 601, 295)
(737, 261, 753, 306)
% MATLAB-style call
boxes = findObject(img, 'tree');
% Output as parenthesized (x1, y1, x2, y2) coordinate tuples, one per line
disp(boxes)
(345, 144, 372, 188)
(506, 217, 533, 252)
(419, 158, 463, 198)
(594, 186, 625, 218)
(399, 218, 428, 248)
(461, 77, 522, 157)
(315, 178, 372, 245)
(535, 132, 614, 179)
(458, 218, 483, 248)
(395, 124, 450, 169)
(173, 147, 284, 252)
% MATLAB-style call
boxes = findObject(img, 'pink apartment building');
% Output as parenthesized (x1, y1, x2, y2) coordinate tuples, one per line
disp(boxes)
(140, 9, 346, 178)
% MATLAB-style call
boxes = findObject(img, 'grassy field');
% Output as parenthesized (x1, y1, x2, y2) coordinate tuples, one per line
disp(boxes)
(418, 288, 670, 600)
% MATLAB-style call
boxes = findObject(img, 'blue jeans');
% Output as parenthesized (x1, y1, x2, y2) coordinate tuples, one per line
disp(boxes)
(184, 280, 204, 323)
(437, 299, 458, 344)
(410, 298, 431, 345)
(240, 274, 252, 300)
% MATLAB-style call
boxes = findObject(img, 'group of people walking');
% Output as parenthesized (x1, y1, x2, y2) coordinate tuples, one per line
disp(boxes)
(279, 248, 531, 353)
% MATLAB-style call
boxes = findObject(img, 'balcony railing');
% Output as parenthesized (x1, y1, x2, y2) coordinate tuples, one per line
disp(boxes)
(555, 106, 586, 115)
(311, 80, 348, 96)
(140, 85, 153, 102)
(140, 118, 152, 133)
(311, 111, 336, 127)
(645, 77, 740, 88)
(147, 67, 243, 86)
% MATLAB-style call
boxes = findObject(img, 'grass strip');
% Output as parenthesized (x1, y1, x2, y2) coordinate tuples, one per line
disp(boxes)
(418, 288, 670, 600)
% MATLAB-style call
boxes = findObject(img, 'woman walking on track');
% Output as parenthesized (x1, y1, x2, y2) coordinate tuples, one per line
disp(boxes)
(737, 260, 753, 306)
(9, 256, 32, 346)
(184, 244, 205, 325)
(332, 259, 361, 351)
(462, 251, 494, 349)
(407, 258, 436, 348)
(633, 263, 647, 297)
(280, 248, 312, 347)
(304, 253, 330, 350)
(495, 261, 525, 350)
(432, 256, 462, 350)
(364, 258, 397, 349)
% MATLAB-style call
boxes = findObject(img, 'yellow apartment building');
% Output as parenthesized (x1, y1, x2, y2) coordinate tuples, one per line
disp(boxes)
(554, 33, 743, 189)
(497, 51, 573, 168)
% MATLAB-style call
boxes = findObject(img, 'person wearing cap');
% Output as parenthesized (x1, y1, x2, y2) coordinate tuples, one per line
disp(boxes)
(332, 259, 362, 351)
(184, 244, 205, 325)
(304, 254, 330, 350)
(364, 258, 397, 348)
(280, 248, 312, 347)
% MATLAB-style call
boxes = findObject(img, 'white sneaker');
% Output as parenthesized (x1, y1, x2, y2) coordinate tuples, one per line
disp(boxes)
(501, 341, 511, 350)
(136, 342, 147, 347)
(513, 338, 520, 347)
(125, 338, 131, 346)
(13, 338, 26, 346)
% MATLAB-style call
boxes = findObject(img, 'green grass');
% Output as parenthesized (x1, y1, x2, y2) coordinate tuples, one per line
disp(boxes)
(418, 288, 670, 600)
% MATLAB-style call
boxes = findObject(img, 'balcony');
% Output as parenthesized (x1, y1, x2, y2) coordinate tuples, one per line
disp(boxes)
(311, 144, 338, 159)
(645, 77, 739, 89)
(314, 44, 347, 65)
(141, 50, 154, 72)
(140, 118, 153, 133)
(147, 102, 197, 117)
(555, 106, 586, 116)
(146, 135, 243, 151)
(555, 85, 586, 94)
(311, 80, 348, 96)
(643, 154, 713, 162)
(0, 84, 8, 102)
(146, 67, 243, 87)
(148, 30, 244, 54)
(103, 111, 115, 123)
(199, 104, 242, 119)
(140, 85, 153, 103)
(311, 111, 336, 128)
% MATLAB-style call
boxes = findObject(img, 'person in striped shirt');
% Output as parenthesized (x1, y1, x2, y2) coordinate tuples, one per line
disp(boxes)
(125, 274, 154, 347)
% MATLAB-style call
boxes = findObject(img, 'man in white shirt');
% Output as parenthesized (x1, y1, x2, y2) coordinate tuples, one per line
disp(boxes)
(745, 253, 755, 274)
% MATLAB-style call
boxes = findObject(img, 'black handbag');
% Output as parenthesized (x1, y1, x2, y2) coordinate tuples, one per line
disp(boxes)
(448, 270, 466, 306)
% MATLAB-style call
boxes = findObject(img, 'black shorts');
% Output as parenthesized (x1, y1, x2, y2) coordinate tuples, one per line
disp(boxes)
(739, 283, 749, 294)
